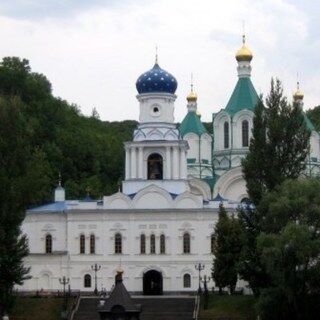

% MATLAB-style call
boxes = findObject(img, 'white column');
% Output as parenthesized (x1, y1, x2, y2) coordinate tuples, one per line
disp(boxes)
(138, 147, 143, 179)
(131, 147, 137, 179)
(172, 147, 179, 179)
(165, 147, 171, 179)
(180, 149, 187, 179)
(125, 148, 130, 180)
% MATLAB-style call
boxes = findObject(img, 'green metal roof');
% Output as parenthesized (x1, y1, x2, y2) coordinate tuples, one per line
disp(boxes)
(303, 113, 315, 131)
(225, 77, 259, 116)
(179, 111, 207, 137)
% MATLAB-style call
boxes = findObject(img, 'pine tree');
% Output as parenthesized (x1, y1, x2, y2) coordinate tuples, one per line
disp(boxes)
(239, 79, 311, 296)
(242, 78, 310, 205)
(212, 204, 242, 294)
(0, 97, 31, 316)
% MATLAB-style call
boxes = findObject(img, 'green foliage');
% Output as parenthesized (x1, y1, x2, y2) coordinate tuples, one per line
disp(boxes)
(212, 204, 242, 294)
(242, 78, 310, 206)
(0, 96, 31, 315)
(0, 57, 137, 314)
(239, 79, 311, 297)
(256, 179, 320, 320)
(0, 56, 137, 203)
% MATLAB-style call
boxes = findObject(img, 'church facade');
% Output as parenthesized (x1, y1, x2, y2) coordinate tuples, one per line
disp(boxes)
(19, 38, 320, 294)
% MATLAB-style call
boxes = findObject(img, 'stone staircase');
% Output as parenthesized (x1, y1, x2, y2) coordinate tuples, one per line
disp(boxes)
(73, 296, 196, 320)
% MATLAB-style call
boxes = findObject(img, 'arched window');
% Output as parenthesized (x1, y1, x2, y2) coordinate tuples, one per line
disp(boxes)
(183, 274, 191, 288)
(115, 233, 122, 254)
(90, 234, 95, 254)
(150, 234, 156, 254)
(80, 234, 85, 254)
(224, 121, 229, 149)
(160, 234, 166, 254)
(211, 234, 215, 254)
(147, 153, 163, 180)
(84, 274, 91, 288)
(140, 234, 146, 254)
(45, 234, 52, 253)
(183, 232, 191, 254)
(242, 120, 249, 147)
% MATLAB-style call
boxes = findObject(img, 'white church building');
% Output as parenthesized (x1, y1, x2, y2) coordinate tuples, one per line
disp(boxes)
(20, 38, 320, 294)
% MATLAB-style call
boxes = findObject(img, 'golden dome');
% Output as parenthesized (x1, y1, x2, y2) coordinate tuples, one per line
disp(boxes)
(293, 89, 304, 101)
(293, 82, 304, 101)
(235, 35, 253, 62)
(187, 90, 197, 102)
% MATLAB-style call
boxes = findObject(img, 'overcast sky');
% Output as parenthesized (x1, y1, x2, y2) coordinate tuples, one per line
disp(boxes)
(0, 0, 319, 122)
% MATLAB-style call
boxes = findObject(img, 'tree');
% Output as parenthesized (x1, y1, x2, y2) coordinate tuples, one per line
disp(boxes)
(306, 105, 320, 131)
(0, 97, 31, 316)
(242, 79, 310, 206)
(239, 79, 311, 296)
(256, 179, 320, 320)
(212, 204, 242, 294)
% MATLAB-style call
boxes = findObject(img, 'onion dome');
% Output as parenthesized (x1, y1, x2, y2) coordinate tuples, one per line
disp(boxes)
(236, 35, 253, 62)
(136, 61, 177, 94)
(187, 89, 197, 102)
(293, 82, 304, 101)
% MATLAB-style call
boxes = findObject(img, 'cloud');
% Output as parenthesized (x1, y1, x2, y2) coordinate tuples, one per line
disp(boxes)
(0, 0, 318, 123)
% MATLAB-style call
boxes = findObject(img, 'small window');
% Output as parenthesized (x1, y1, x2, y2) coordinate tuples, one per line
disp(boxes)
(115, 233, 122, 254)
(80, 234, 85, 254)
(242, 120, 249, 147)
(224, 121, 229, 149)
(45, 234, 52, 253)
(183, 232, 191, 254)
(183, 274, 191, 288)
(211, 234, 215, 254)
(140, 234, 146, 254)
(84, 274, 91, 288)
(160, 234, 166, 254)
(90, 234, 95, 254)
(150, 234, 156, 254)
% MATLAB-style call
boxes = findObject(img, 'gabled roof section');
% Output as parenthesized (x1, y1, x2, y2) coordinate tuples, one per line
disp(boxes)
(225, 77, 259, 116)
(179, 111, 207, 137)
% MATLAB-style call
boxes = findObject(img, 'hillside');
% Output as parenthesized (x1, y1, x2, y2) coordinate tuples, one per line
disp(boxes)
(0, 57, 137, 208)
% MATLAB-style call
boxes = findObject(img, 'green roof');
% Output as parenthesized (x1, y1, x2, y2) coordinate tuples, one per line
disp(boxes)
(179, 111, 207, 137)
(225, 77, 259, 116)
(303, 113, 315, 131)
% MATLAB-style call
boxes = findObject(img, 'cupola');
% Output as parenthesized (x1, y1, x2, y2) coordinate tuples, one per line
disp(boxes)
(235, 35, 253, 62)
(136, 55, 177, 95)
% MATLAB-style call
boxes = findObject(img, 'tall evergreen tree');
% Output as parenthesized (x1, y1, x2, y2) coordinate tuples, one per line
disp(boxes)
(239, 79, 311, 296)
(212, 204, 242, 294)
(0, 97, 31, 316)
(242, 78, 310, 206)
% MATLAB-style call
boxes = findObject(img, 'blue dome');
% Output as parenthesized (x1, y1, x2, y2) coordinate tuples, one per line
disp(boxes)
(136, 63, 177, 94)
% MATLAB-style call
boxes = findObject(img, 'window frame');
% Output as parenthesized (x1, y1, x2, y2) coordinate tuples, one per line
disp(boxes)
(140, 234, 146, 254)
(80, 234, 85, 254)
(242, 119, 249, 147)
(183, 273, 191, 288)
(45, 234, 52, 254)
(150, 234, 156, 254)
(160, 234, 166, 254)
(183, 232, 191, 254)
(84, 274, 91, 288)
(115, 233, 122, 254)
(224, 121, 229, 149)
(90, 234, 95, 254)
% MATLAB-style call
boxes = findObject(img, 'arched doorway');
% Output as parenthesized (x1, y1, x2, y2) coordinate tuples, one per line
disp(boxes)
(147, 153, 163, 180)
(143, 270, 163, 295)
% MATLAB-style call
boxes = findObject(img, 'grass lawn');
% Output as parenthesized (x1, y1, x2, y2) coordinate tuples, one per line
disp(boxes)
(199, 294, 257, 320)
(10, 296, 75, 320)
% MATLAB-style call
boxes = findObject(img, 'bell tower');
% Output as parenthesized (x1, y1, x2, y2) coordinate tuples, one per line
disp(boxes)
(122, 56, 189, 195)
